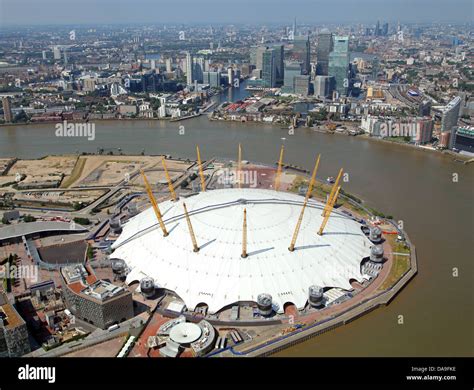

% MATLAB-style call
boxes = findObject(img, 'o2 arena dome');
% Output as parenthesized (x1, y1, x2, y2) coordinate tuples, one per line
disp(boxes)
(111, 188, 372, 314)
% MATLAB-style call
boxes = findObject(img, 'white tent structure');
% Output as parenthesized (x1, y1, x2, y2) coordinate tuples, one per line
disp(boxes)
(112, 188, 371, 314)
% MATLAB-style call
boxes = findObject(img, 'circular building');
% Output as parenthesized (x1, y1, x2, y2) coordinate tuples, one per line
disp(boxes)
(112, 188, 372, 314)
(308, 285, 324, 308)
(370, 245, 384, 263)
(140, 277, 156, 299)
(169, 322, 202, 346)
(369, 226, 383, 243)
(110, 258, 127, 274)
(257, 293, 273, 316)
(109, 217, 122, 234)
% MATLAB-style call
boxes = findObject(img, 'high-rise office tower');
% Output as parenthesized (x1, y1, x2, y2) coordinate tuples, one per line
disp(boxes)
(316, 32, 333, 75)
(272, 45, 284, 87)
(254, 45, 283, 86)
(166, 58, 172, 73)
(382, 22, 389, 36)
(328, 36, 350, 96)
(186, 52, 194, 85)
(2, 97, 13, 123)
(314, 75, 335, 98)
(294, 75, 310, 96)
(141, 72, 166, 93)
(282, 61, 302, 94)
(250, 47, 257, 67)
(255, 46, 267, 70)
(53, 46, 61, 60)
(194, 57, 204, 83)
(292, 35, 311, 75)
(241, 64, 255, 77)
(441, 96, 462, 133)
(227, 67, 234, 86)
(262, 49, 276, 88)
(375, 21, 381, 36)
(203, 71, 221, 88)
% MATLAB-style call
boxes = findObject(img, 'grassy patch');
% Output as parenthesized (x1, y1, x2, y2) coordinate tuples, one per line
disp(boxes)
(378, 254, 410, 291)
(288, 176, 332, 200)
(289, 176, 370, 218)
(386, 234, 410, 254)
(378, 235, 411, 290)
(61, 156, 86, 188)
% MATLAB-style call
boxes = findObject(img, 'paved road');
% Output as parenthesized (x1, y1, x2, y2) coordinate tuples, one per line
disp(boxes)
(27, 315, 145, 357)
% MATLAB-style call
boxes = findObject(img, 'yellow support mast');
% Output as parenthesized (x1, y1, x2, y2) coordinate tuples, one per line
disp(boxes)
(288, 154, 321, 252)
(317, 185, 341, 236)
(237, 143, 242, 188)
(196, 145, 206, 192)
(140, 169, 168, 237)
(182, 202, 199, 252)
(242, 208, 248, 258)
(161, 156, 177, 201)
(274, 145, 285, 191)
(322, 168, 343, 217)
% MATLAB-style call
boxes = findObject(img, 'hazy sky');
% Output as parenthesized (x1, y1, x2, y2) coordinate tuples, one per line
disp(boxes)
(0, 0, 472, 26)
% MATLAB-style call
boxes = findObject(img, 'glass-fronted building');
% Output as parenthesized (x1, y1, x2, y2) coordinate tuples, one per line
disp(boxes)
(328, 36, 350, 96)
(316, 32, 333, 76)
(292, 35, 311, 75)
(281, 61, 302, 94)
(262, 49, 276, 88)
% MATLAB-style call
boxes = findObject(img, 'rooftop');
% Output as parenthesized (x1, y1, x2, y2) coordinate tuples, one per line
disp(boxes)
(112, 188, 372, 314)
(81, 280, 126, 301)
(441, 96, 462, 112)
(0, 292, 25, 330)
(457, 126, 474, 137)
(61, 264, 126, 301)
(37, 240, 87, 265)
(0, 221, 87, 242)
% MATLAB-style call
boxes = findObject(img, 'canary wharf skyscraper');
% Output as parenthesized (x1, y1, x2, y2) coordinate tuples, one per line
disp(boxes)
(262, 48, 276, 88)
(186, 52, 194, 85)
(292, 35, 310, 75)
(316, 32, 333, 76)
(328, 36, 350, 96)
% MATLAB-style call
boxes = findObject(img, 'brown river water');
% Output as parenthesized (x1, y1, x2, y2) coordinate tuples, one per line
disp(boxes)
(0, 116, 472, 356)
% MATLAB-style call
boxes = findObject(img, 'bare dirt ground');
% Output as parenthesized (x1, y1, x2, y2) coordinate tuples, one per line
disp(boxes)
(12, 189, 106, 205)
(9, 156, 77, 185)
(63, 335, 127, 357)
(64, 155, 192, 188)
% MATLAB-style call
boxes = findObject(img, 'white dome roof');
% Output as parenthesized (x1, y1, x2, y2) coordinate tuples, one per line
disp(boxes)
(112, 188, 371, 314)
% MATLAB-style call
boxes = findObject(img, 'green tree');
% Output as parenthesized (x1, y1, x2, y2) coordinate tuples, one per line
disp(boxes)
(73, 217, 90, 225)
(23, 215, 36, 223)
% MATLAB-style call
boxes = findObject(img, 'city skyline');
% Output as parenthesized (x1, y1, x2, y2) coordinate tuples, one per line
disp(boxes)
(0, 0, 473, 26)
